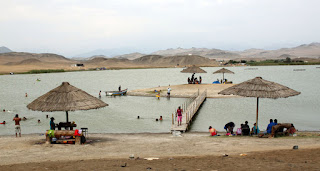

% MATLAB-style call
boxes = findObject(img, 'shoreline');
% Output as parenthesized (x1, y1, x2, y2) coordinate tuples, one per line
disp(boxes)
(1, 64, 319, 75)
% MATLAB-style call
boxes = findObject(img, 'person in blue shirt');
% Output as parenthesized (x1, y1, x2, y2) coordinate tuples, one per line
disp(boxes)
(266, 119, 274, 133)
(50, 117, 55, 130)
(274, 119, 278, 125)
(251, 123, 260, 135)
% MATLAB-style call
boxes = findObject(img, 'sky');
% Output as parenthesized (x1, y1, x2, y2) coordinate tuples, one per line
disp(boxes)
(0, 0, 319, 57)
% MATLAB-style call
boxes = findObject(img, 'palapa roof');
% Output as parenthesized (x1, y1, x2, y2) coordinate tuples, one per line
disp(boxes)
(218, 77, 300, 99)
(181, 66, 207, 73)
(27, 82, 108, 112)
(213, 68, 234, 74)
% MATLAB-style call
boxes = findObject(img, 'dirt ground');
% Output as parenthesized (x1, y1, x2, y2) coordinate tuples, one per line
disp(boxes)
(2, 148, 320, 171)
(1, 132, 320, 170)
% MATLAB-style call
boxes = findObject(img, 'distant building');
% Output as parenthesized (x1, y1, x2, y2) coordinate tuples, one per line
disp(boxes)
(72, 64, 84, 67)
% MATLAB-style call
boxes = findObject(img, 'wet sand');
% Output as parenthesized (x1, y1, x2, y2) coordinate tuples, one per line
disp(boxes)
(1, 132, 320, 170)
(127, 84, 236, 98)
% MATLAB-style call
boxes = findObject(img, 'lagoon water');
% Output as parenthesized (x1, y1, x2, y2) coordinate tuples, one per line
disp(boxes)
(0, 65, 319, 135)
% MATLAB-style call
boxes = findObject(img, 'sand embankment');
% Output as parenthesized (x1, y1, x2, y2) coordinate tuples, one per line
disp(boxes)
(127, 84, 236, 98)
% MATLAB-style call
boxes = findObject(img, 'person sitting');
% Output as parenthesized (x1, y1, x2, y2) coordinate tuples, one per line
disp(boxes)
(188, 77, 191, 84)
(159, 116, 163, 121)
(251, 123, 260, 135)
(266, 119, 275, 134)
(242, 121, 250, 136)
(287, 124, 296, 135)
(236, 126, 242, 135)
(209, 126, 217, 136)
(194, 78, 198, 84)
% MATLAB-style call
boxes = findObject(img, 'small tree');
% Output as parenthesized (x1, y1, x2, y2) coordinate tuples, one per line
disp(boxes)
(285, 57, 291, 63)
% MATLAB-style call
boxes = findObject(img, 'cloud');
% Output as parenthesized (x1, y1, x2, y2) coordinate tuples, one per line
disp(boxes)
(0, 0, 319, 56)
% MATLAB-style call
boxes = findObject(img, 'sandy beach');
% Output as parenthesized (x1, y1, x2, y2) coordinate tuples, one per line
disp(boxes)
(1, 132, 320, 170)
(127, 84, 236, 98)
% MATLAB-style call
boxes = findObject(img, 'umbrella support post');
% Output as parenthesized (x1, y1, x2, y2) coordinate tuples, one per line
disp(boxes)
(256, 97, 259, 134)
(66, 111, 69, 123)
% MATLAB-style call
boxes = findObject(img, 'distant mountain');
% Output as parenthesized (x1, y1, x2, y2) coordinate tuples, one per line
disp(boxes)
(236, 42, 320, 59)
(133, 54, 218, 67)
(0, 52, 70, 65)
(0, 46, 13, 53)
(71, 55, 109, 61)
(152, 47, 240, 59)
(148, 43, 320, 60)
(113, 52, 145, 60)
(74, 47, 142, 58)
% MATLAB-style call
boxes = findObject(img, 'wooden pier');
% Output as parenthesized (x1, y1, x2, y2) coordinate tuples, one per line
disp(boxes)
(171, 90, 207, 132)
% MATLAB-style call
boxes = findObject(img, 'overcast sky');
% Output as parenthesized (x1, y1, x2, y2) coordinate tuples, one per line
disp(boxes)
(0, 0, 319, 57)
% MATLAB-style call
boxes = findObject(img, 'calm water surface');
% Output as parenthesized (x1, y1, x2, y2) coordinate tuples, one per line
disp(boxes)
(0, 65, 319, 135)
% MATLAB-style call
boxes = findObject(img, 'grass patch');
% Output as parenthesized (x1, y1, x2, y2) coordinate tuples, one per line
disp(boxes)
(22, 69, 65, 74)
(246, 61, 320, 66)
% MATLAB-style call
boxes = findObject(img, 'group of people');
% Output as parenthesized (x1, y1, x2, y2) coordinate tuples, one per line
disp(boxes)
(0, 113, 50, 137)
(187, 73, 202, 84)
(208, 119, 296, 137)
(218, 79, 228, 84)
(263, 119, 296, 137)
(136, 115, 163, 121)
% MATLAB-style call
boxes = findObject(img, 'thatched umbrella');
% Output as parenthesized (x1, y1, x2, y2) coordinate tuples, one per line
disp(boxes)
(213, 68, 234, 80)
(181, 66, 207, 73)
(218, 77, 300, 133)
(27, 82, 108, 122)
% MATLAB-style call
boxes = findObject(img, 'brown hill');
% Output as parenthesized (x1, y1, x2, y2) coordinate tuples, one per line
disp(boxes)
(5, 58, 42, 65)
(113, 52, 145, 60)
(133, 55, 218, 67)
(0, 52, 70, 65)
(236, 43, 320, 59)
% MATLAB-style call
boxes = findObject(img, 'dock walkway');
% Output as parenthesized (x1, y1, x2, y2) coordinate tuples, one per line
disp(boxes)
(171, 90, 207, 132)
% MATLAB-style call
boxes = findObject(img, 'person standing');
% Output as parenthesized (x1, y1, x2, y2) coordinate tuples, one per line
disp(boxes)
(99, 90, 101, 98)
(13, 114, 21, 137)
(177, 106, 183, 126)
(119, 85, 121, 91)
(50, 117, 55, 130)
(167, 87, 171, 97)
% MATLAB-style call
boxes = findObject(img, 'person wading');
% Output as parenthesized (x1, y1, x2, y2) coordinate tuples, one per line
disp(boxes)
(13, 114, 22, 137)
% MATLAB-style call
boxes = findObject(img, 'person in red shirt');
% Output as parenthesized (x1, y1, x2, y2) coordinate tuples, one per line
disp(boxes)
(13, 114, 22, 137)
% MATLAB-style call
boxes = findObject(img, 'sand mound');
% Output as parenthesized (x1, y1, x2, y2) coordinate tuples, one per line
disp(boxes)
(5, 59, 42, 65)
